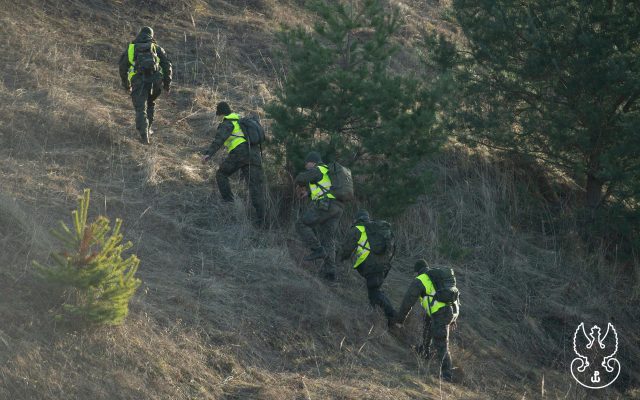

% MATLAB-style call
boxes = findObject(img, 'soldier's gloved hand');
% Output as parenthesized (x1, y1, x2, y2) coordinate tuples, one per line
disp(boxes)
(296, 186, 309, 199)
(163, 81, 171, 93)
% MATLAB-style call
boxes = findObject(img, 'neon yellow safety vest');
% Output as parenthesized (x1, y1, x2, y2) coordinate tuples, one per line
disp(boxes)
(222, 113, 247, 153)
(309, 165, 336, 201)
(127, 43, 161, 81)
(416, 273, 447, 317)
(353, 225, 370, 269)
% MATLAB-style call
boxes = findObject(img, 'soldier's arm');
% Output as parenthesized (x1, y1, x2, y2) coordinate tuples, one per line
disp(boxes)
(204, 121, 233, 157)
(294, 168, 323, 186)
(118, 48, 131, 88)
(156, 45, 173, 84)
(394, 279, 424, 324)
(339, 227, 360, 261)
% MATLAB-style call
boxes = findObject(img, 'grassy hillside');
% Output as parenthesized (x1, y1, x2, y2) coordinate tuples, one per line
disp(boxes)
(0, 1, 638, 399)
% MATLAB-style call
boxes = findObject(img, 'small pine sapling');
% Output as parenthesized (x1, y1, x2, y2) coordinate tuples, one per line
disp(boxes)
(34, 189, 141, 325)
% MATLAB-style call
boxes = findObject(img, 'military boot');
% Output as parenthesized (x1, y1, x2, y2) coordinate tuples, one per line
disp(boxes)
(440, 351, 454, 382)
(304, 246, 327, 261)
(140, 131, 150, 145)
(442, 369, 453, 382)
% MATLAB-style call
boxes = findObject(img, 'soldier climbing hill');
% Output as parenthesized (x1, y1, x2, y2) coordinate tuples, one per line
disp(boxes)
(119, 26, 172, 144)
(393, 259, 460, 382)
(339, 209, 397, 325)
(201, 102, 266, 226)
(294, 151, 344, 281)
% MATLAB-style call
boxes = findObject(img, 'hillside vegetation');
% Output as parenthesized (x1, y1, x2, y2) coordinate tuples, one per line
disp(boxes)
(0, 1, 638, 399)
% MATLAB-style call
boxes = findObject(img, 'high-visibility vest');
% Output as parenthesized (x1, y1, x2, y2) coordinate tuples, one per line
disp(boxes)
(222, 113, 247, 152)
(353, 225, 370, 269)
(309, 165, 335, 201)
(127, 42, 161, 81)
(416, 273, 447, 317)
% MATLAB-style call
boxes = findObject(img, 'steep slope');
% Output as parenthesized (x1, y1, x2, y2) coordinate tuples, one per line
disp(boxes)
(0, 1, 638, 399)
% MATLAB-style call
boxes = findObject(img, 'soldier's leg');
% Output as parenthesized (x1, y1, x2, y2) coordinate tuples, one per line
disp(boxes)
(131, 82, 150, 141)
(147, 79, 163, 130)
(416, 316, 432, 359)
(365, 273, 396, 320)
(216, 152, 242, 202)
(241, 150, 266, 223)
(317, 203, 343, 278)
(296, 207, 322, 250)
(431, 308, 454, 381)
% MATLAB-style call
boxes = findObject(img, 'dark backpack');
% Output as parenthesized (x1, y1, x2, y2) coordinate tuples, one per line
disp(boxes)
(134, 42, 159, 75)
(364, 220, 395, 257)
(427, 267, 459, 304)
(239, 116, 265, 145)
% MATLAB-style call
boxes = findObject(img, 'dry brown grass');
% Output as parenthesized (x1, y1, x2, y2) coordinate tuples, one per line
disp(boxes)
(0, 1, 638, 399)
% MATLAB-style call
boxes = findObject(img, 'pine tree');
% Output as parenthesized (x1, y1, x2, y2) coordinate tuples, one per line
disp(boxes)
(437, 0, 640, 215)
(35, 189, 141, 325)
(266, 0, 446, 215)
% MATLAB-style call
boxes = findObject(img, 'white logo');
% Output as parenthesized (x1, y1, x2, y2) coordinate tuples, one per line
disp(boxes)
(571, 322, 621, 389)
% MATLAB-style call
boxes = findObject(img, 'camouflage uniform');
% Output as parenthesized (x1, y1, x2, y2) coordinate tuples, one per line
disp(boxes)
(204, 118, 265, 223)
(422, 304, 456, 380)
(118, 28, 172, 142)
(395, 267, 459, 381)
(295, 166, 344, 280)
(339, 220, 396, 320)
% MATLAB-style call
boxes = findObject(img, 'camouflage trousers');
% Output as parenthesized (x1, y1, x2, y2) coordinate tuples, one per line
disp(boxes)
(131, 75, 163, 140)
(364, 270, 396, 320)
(216, 144, 265, 223)
(422, 305, 457, 379)
(296, 200, 343, 277)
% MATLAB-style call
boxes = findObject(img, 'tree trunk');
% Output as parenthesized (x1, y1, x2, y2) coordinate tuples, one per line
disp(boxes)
(586, 173, 603, 210)
(586, 131, 604, 210)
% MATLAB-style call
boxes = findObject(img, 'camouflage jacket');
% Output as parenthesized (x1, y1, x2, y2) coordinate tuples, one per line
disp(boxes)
(294, 166, 324, 187)
(339, 223, 390, 276)
(204, 119, 237, 157)
(394, 268, 430, 323)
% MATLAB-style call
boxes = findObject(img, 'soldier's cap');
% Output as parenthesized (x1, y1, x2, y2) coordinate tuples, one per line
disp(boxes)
(304, 151, 322, 164)
(414, 259, 429, 273)
(139, 26, 154, 38)
(354, 210, 370, 223)
(216, 101, 232, 116)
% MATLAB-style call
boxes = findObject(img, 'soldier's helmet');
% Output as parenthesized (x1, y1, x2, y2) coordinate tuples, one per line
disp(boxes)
(216, 101, 232, 116)
(304, 151, 322, 164)
(139, 26, 154, 38)
(354, 209, 370, 223)
(414, 259, 429, 273)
